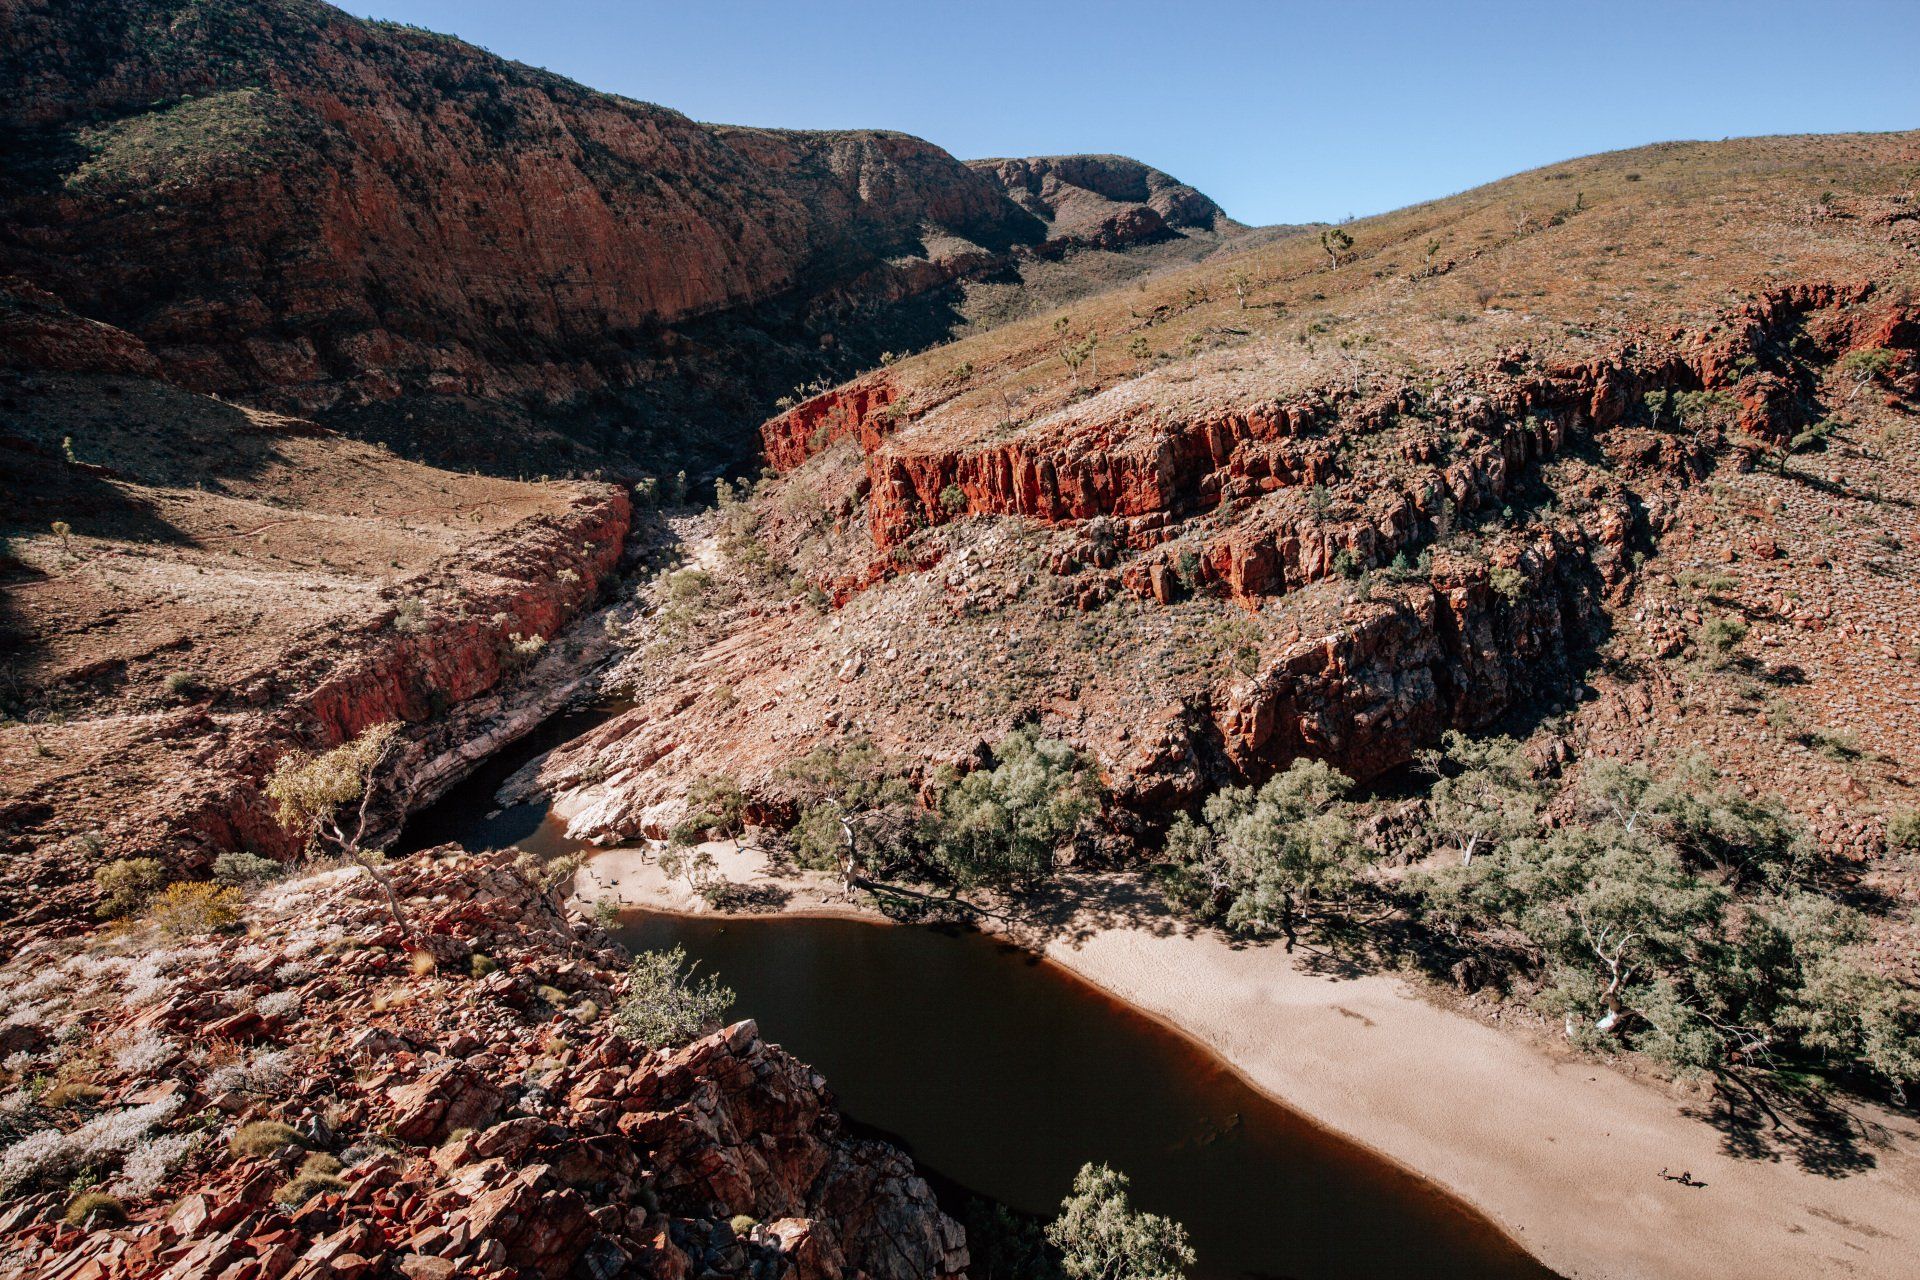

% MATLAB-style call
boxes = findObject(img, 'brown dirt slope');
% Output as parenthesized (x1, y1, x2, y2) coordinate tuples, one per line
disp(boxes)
(0, 284, 631, 926)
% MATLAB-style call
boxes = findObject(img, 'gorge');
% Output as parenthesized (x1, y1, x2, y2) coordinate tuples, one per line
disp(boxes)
(4, 3, 1920, 1280)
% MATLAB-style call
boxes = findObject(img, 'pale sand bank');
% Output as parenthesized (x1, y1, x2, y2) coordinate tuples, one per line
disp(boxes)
(574, 842, 1920, 1280)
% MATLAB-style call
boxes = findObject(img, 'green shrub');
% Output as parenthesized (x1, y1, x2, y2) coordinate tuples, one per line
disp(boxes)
(211, 851, 281, 887)
(1697, 616, 1749, 666)
(939, 485, 968, 515)
(469, 953, 499, 978)
(1046, 1163, 1193, 1280)
(614, 947, 734, 1047)
(1160, 759, 1359, 949)
(275, 1171, 346, 1207)
(1489, 564, 1527, 603)
(1840, 348, 1894, 383)
(95, 858, 166, 918)
(148, 882, 244, 936)
(1889, 811, 1920, 851)
(929, 729, 1100, 890)
(392, 597, 431, 634)
(298, 1152, 343, 1178)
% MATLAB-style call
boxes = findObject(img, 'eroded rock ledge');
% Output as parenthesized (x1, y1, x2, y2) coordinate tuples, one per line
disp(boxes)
(525, 281, 1913, 841)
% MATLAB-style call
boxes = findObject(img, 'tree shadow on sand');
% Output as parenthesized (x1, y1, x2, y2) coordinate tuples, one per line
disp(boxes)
(1684, 1072, 1906, 1178)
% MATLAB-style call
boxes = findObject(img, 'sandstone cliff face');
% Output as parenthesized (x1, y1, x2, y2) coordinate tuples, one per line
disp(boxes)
(762, 284, 1852, 607)
(0, 848, 966, 1280)
(0, 0, 1244, 473)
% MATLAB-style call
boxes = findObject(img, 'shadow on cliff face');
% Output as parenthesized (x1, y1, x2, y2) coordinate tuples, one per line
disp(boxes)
(2, 374, 300, 498)
(323, 275, 993, 483)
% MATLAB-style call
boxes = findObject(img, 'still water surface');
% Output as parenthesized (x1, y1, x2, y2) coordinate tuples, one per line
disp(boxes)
(615, 910, 1555, 1280)
(403, 706, 1557, 1280)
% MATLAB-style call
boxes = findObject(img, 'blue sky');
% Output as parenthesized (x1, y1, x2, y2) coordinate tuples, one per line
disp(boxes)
(350, 1, 1920, 226)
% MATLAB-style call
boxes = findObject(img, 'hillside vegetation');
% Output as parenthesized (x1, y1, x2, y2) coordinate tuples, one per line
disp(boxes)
(529, 129, 1920, 1103)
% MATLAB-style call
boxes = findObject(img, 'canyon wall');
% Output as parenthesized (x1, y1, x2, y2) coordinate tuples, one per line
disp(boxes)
(0, 0, 1248, 473)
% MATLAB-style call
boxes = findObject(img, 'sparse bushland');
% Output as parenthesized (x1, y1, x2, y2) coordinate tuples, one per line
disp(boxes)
(766, 729, 1103, 896)
(714, 475, 789, 582)
(1840, 347, 1896, 398)
(669, 774, 750, 867)
(614, 947, 734, 1048)
(1404, 740, 1917, 1093)
(928, 729, 1101, 890)
(65, 87, 289, 194)
(1159, 759, 1363, 952)
(1318, 226, 1354, 271)
(1145, 732, 1918, 1096)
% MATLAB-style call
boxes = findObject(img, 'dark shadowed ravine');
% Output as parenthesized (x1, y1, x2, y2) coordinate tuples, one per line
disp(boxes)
(403, 709, 1558, 1280)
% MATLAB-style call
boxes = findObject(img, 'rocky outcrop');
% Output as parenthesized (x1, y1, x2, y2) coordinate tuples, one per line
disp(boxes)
(765, 283, 1863, 612)
(131, 488, 631, 859)
(1209, 525, 1615, 789)
(0, 848, 966, 1280)
(0, 277, 160, 377)
(970, 154, 1233, 243)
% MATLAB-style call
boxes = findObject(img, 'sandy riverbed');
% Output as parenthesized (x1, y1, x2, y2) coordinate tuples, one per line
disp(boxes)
(573, 842, 1920, 1280)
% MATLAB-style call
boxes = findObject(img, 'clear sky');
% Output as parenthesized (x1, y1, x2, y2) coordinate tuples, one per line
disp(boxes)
(348, 0, 1920, 227)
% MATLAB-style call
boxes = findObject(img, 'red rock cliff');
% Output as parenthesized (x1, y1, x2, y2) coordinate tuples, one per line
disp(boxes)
(0, 0, 1036, 423)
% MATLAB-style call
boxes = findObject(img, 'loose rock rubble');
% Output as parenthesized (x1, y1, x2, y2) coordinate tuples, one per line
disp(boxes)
(0, 848, 966, 1280)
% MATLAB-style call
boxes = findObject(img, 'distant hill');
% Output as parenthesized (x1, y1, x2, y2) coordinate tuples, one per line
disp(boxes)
(0, 0, 1256, 474)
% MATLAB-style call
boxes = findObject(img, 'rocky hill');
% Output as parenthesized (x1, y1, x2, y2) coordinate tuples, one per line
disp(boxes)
(0, 0, 1254, 476)
(0, 846, 965, 1280)
(526, 131, 1920, 971)
(970, 154, 1234, 242)
(0, 278, 632, 925)
(0, 196, 970, 1280)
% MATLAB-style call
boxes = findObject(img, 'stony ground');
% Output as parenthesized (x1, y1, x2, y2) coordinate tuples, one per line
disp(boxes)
(0, 848, 964, 1280)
